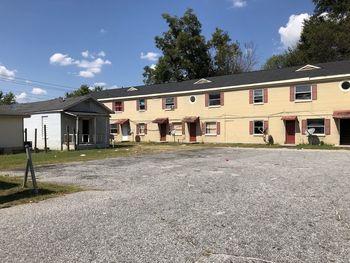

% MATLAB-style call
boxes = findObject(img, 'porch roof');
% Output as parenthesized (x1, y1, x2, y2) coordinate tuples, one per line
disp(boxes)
(65, 111, 110, 117)
(281, 115, 298, 121)
(182, 116, 199, 123)
(113, 119, 129, 125)
(333, 110, 350, 119)
(152, 118, 169, 124)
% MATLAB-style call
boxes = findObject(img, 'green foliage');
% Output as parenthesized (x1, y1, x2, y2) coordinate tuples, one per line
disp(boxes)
(143, 9, 257, 85)
(65, 84, 103, 98)
(263, 0, 350, 69)
(0, 91, 16, 105)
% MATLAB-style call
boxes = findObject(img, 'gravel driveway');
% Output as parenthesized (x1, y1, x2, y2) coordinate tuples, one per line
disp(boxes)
(1, 147, 350, 263)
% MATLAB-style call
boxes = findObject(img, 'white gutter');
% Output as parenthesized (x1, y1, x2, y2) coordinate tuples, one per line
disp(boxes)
(97, 73, 350, 101)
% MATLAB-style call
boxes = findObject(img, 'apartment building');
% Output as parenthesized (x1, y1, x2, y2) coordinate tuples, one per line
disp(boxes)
(94, 60, 350, 146)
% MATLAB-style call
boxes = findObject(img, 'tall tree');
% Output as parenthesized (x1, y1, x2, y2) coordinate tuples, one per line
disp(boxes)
(65, 85, 103, 98)
(0, 91, 16, 105)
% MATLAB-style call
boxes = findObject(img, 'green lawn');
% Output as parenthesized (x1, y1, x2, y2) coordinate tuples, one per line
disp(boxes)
(0, 176, 81, 209)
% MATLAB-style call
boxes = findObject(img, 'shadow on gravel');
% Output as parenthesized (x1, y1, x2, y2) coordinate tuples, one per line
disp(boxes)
(0, 188, 56, 205)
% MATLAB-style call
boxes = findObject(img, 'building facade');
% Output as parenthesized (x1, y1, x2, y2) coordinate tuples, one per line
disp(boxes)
(94, 61, 350, 146)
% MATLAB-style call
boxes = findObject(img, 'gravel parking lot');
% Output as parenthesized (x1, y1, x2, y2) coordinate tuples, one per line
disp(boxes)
(1, 147, 350, 263)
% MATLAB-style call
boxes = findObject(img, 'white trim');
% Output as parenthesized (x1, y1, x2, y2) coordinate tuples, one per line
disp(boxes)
(296, 64, 321, 72)
(97, 74, 350, 102)
(194, 78, 212, 84)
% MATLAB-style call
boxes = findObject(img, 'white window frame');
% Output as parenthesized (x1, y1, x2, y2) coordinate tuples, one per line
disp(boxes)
(307, 119, 325, 135)
(165, 97, 175, 110)
(138, 123, 146, 135)
(172, 122, 182, 136)
(110, 123, 118, 134)
(254, 120, 264, 135)
(139, 99, 146, 111)
(205, 122, 217, 136)
(295, 85, 312, 101)
(253, 89, 264, 104)
(208, 93, 221, 107)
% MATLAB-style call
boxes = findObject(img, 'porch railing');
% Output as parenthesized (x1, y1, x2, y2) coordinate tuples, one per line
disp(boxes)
(64, 133, 106, 145)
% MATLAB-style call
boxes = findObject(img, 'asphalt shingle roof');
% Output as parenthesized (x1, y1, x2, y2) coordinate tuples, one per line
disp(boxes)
(92, 60, 350, 100)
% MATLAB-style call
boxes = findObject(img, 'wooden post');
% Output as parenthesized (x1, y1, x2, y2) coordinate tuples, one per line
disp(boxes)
(34, 128, 38, 153)
(23, 145, 38, 194)
(73, 128, 77, 150)
(66, 125, 70, 151)
(44, 125, 47, 153)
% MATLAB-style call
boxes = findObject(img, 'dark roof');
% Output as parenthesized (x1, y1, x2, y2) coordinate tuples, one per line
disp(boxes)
(0, 95, 113, 115)
(0, 105, 29, 117)
(92, 60, 350, 100)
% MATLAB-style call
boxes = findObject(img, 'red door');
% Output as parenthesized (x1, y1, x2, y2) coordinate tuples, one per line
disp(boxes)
(285, 121, 295, 144)
(159, 124, 167, 141)
(189, 123, 197, 142)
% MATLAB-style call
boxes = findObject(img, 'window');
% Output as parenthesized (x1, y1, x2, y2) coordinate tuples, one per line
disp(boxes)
(190, 96, 196, 103)
(172, 122, 183, 136)
(139, 99, 146, 111)
(165, 97, 175, 109)
(138, 123, 146, 135)
(114, 101, 123, 112)
(295, 85, 311, 101)
(340, 81, 350, 91)
(253, 89, 263, 104)
(209, 93, 221, 106)
(254, 120, 264, 135)
(110, 124, 118, 134)
(307, 119, 325, 135)
(205, 122, 217, 135)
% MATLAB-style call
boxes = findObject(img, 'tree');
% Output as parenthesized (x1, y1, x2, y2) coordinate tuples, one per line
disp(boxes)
(143, 9, 257, 85)
(263, 0, 350, 69)
(0, 91, 16, 105)
(65, 85, 103, 98)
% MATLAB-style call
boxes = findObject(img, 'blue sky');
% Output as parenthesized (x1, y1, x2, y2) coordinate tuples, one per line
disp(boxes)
(0, 0, 314, 102)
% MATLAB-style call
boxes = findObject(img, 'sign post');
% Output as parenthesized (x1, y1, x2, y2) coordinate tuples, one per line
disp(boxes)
(23, 145, 38, 194)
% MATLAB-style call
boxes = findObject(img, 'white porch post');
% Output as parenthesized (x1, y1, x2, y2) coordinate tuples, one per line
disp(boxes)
(94, 117, 97, 144)
(76, 116, 79, 145)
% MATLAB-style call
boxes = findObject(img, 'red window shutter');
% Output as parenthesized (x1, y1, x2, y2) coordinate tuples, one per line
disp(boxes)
(249, 90, 253, 104)
(312, 84, 317, 100)
(144, 124, 148, 134)
(249, 121, 254, 135)
(264, 120, 269, 133)
(174, 97, 177, 109)
(182, 122, 185, 135)
(217, 122, 221, 135)
(220, 92, 224, 106)
(201, 122, 206, 134)
(121, 101, 124, 112)
(205, 94, 209, 107)
(290, 86, 295, 102)
(144, 99, 147, 111)
(302, 120, 307, 135)
(136, 100, 140, 111)
(264, 88, 268, 103)
(136, 124, 139, 135)
(162, 98, 165, 109)
(325, 119, 331, 135)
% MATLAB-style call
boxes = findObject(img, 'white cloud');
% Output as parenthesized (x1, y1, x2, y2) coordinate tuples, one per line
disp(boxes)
(50, 51, 111, 78)
(279, 13, 310, 50)
(31, 87, 47, 95)
(15, 92, 28, 103)
(107, 85, 119, 89)
(140, 52, 160, 62)
(150, 64, 156, 70)
(49, 53, 77, 66)
(94, 82, 106, 87)
(81, 50, 89, 58)
(230, 0, 247, 8)
(0, 65, 16, 80)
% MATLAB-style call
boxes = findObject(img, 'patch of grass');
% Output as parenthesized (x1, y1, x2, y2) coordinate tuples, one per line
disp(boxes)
(0, 176, 81, 209)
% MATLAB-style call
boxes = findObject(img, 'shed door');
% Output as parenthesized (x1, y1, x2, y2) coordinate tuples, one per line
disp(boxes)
(285, 120, 295, 144)
(189, 123, 197, 142)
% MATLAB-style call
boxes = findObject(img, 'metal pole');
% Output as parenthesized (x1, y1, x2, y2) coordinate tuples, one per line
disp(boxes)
(44, 125, 47, 153)
(24, 128, 27, 143)
(34, 128, 38, 153)
(66, 125, 70, 151)
(73, 128, 77, 150)
(23, 145, 38, 194)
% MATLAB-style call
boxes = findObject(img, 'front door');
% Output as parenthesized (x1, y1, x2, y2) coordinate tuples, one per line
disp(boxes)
(121, 124, 129, 141)
(340, 119, 350, 145)
(189, 123, 197, 142)
(159, 124, 167, 141)
(285, 120, 295, 144)
(82, 120, 89, 143)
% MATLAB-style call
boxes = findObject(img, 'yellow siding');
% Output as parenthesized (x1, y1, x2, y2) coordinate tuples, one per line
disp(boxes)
(103, 80, 350, 146)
